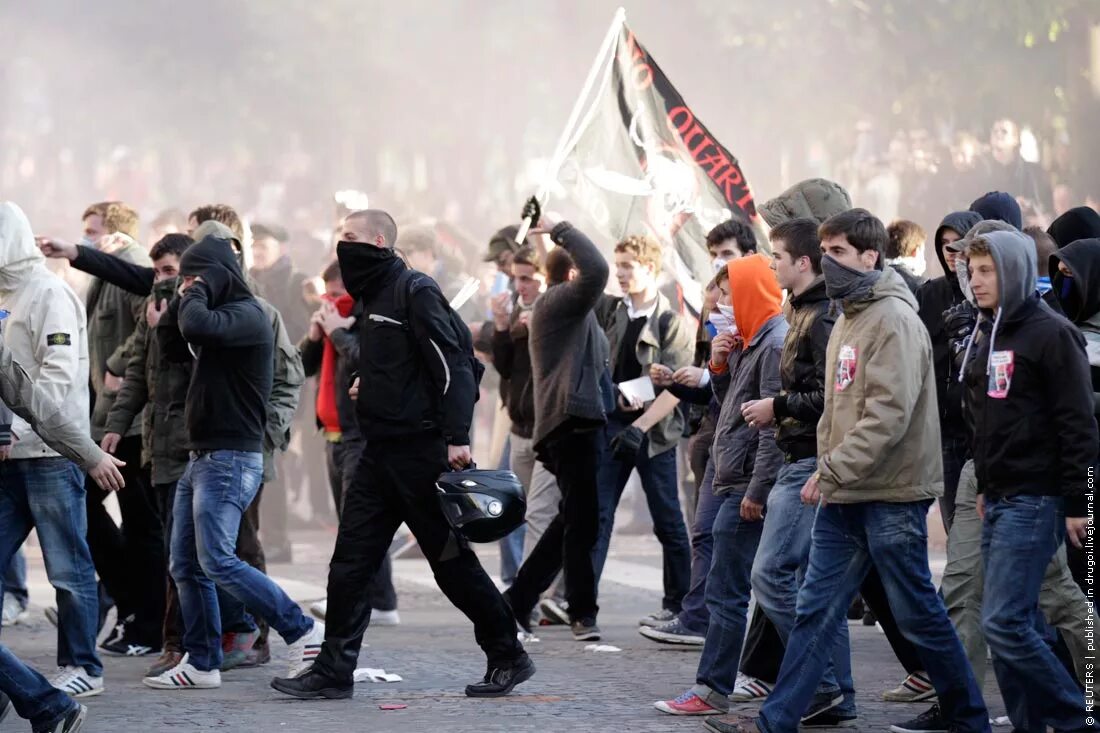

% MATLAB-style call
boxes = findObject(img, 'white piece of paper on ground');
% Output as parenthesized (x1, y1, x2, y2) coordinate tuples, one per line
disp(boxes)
(617, 376, 655, 405)
(584, 644, 622, 653)
(354, 668, 403, 683)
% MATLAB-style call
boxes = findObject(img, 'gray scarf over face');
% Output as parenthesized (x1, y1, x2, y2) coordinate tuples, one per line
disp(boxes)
(822, 255, 882, 303)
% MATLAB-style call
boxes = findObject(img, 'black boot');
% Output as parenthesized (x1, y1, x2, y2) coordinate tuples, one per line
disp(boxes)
(270, 668, 353, 700)
(465, 654, 535, 698)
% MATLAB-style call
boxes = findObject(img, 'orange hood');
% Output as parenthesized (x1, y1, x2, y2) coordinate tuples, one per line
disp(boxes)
(728, 254, 783, 346)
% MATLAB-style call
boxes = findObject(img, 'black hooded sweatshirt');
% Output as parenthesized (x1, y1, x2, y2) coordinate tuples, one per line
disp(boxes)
(1047, 206, 1100, 249)
(1051, 238, 1100, 413)
(175, 236, 273, 453)
(916, 211, 982, 437)
(961, 231, 1097, 518)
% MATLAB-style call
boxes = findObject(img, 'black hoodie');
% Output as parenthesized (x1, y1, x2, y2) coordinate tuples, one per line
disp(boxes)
(961, 231, 1097, 517)
(176, 236, 274, 453)
(915, 210, 982, 437)
(1051, 238, 1100, 413)
(1047, 206, 1100, 249)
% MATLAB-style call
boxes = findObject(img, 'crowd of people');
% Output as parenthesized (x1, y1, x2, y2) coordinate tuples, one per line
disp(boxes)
(0, 169, 1097, 733)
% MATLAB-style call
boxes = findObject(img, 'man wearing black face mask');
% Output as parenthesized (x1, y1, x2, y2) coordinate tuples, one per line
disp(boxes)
(271, 210, 532, 701)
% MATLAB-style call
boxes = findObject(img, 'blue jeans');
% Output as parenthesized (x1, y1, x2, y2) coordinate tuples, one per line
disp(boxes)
(678, 458, 726, 633)
(2, 547, 28, 610)
(0, 643, 78, 729)
(751, 459, 855, 713)
(982, 495, 1088, 733)
(170, 451, 312, 671)
(594, 419, 691, 611)
(0, 458, 101, 676)
(695, 492, 763, 696)
(758, 501, 988, 733)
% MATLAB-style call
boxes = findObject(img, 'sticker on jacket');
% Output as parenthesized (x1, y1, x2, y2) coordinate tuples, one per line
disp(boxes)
(835, 345, 858, 392)
(46, 333, 72, 346)
(987, 350, 1014, 399)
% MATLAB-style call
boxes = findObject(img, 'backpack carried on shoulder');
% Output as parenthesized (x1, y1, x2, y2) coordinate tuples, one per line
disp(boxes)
(393, 269, 485, 400)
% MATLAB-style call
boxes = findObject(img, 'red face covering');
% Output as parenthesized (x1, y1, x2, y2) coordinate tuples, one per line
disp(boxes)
(316, 293, 357, 435)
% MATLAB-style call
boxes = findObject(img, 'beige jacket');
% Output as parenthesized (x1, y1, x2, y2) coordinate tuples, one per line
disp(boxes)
(817, 267, 943, 504)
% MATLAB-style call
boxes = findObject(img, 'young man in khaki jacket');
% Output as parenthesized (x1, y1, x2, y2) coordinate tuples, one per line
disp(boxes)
(707, 210, 989, 733)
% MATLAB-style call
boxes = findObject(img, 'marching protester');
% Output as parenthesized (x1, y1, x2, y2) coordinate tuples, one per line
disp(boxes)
(592, 233, 694, 626)
(503, 215, 609, 643)
(76, 202, 165, 660)
(956, 230, 1097, 731)
(299, 259, 398, 626)
(489, 246, 567, 622)
(655, 253, 789, 715)
(0, 273, 125, 732)
(0, 202, 107, 699)
(272, 209, 533, 700)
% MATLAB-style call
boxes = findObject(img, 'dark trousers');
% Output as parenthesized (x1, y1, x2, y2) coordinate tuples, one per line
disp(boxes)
(85, 435, 164, 646)
(939, 434, 970, 533)
(314, 434, 522, 683)
(861, 566, 924, 674)
(326, 438, 397, 612)
(505, 430, 601, 622)
(160, 480, 269, 651)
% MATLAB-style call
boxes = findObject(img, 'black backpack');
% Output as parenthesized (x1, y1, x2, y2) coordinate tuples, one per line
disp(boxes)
(393, 269, 485, 401)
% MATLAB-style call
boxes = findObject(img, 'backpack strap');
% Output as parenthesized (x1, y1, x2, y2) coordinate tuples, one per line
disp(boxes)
(393, 269, 434, 329)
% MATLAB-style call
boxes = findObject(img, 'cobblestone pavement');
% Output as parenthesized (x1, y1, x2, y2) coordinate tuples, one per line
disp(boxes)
(6, 531, 1007, 732)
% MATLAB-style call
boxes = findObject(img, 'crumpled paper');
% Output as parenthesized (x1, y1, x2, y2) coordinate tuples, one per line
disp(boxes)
(353, 667, 403, 683)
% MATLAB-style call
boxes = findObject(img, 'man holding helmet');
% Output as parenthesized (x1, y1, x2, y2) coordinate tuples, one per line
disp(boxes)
(271, 209, 532, 701)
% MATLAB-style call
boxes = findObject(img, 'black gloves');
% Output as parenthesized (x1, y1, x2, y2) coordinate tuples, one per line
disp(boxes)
(610, 425, 645, 462)
(943, 301, 977, 355)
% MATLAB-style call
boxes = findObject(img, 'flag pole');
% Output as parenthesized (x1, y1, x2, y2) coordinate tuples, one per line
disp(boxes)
(515, 6, 626, 244)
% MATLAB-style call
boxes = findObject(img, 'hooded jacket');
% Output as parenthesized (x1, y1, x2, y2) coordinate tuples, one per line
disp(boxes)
(969, 191, 1023, 230)
(710, 255, 787, 502)
(916, 210, 982, 438)
(80, 223, 302, 481)
(817, 267, 943, 504)
(530, 223, 610, 452)
(960, 230, 1097, 516)
(759, 178, 852, 228)
(85, 231, 152, 441)
(1051, 238, 1100, 416)
(0, 334, 105, 470)
(0, 202, 91, 460)
(1047, 206, 1100, 249)
(175, 236, 273, 453)
(773, 276, 834, 459)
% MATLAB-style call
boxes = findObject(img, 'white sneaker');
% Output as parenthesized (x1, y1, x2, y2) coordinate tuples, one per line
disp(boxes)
(142, 653, 220, 690)
(50, 666, 104, 698)
(372, 609, 400, 626)
(1, 594, 29, 627)
(309, 600, 327, 621)
(287, 620, 324, 678)
(729, 673, 773, 702)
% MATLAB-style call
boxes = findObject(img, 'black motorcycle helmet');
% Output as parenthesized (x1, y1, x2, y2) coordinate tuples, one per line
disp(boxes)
(436, 469, 526, 543)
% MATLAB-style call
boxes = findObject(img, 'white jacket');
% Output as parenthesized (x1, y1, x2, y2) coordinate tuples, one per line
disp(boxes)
(0, 202, 90, 460)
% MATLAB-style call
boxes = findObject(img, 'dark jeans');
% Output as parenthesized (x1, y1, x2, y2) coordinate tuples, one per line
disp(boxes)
(326, 438, 397, 612)
(751, 458, 853, 711)
(1, 549, 28, 609)
(0, 643, 79, 730)
(982, 495, 1088, 732)
(170, 451, 311, 671)
(314, 434, 522, 683)
(0, 458, 102, 676)
(85, 434, 164, 646)
(757, 501, 988, 733)
(939, 434, 969, 533)
(593, 419, 690, 612)
(695, 492, 765, 696)
(861, 566, 923, 674)
(506, 430, 601, 622)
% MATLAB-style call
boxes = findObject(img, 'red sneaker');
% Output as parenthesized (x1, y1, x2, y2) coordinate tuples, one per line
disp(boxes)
(654, 690, 725, 716)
